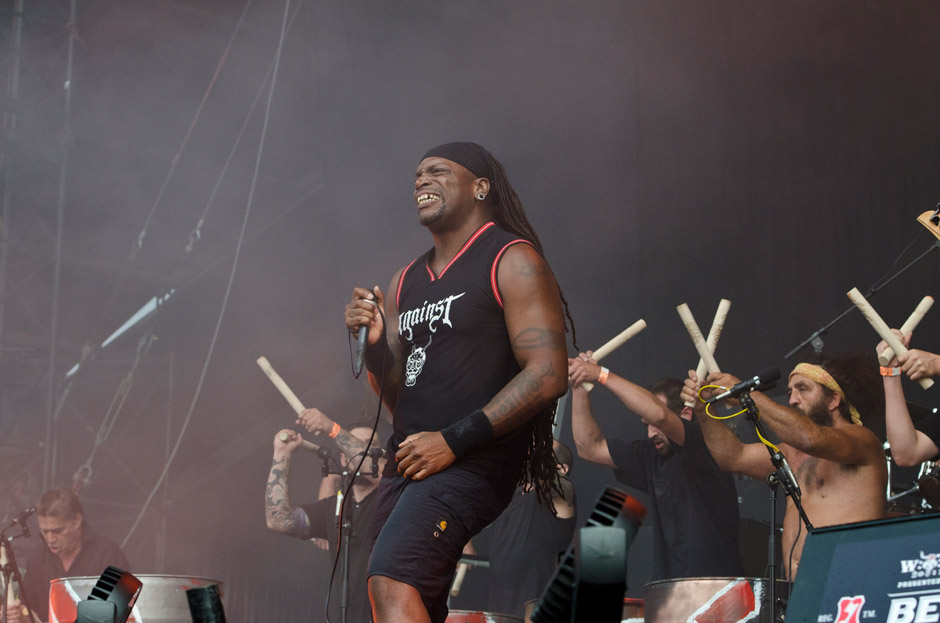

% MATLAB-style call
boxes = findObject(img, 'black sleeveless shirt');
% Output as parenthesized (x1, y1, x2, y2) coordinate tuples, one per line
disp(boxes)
(391, 222, 534, 491)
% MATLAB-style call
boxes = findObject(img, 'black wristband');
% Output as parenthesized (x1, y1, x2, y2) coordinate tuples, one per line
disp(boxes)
(440, 409, 494, 457)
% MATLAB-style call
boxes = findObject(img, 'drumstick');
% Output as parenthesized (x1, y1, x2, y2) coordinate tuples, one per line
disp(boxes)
(278, 431, 320, 453)
(580, 319, 647, 391)
(877, 296, 934, 365)
(257, 356, 306, 414)
(684, 299, 731, 407)
(677, 303, 721, 376)
(847, 288, 933, 389)
(450, 563, 469, 596)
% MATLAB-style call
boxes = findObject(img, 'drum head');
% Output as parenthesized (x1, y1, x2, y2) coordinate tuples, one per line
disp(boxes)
(644, 577, 769, 623)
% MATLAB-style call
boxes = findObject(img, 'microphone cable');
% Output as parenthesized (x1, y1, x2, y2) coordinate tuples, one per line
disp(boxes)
(326, 302, 389, 623)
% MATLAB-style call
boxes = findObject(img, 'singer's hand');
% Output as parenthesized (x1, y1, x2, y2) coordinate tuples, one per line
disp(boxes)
(396, 431, 456, 480)
(296, 408, 333, 436)
(345, 286, 385, 346)
(567, 351, 600, 385)
(273, 429, 304, 456)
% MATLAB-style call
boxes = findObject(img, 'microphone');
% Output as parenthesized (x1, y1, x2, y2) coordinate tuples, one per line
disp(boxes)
(773, 451, 802, 498)
(705, 367, 781, 403)
(353, 298, 377, 377)
(13, 506, 36, 525)
(367, 448, 387, 460)
(10, 506, 36, 537)
(354, 325, 368, 376)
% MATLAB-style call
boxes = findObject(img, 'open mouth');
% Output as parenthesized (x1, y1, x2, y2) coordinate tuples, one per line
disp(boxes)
(416, 193, 440, 206)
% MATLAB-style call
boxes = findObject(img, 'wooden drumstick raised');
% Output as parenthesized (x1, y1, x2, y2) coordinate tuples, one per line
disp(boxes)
(278, 431, 321, 453)
(677, 303, 721, 376)
(257, 356, 306, 414)
(877, 296, 934, 365)
(683, 299, 731, 406)
(847, 288, 933, 389)
(580, 319, 647, 391)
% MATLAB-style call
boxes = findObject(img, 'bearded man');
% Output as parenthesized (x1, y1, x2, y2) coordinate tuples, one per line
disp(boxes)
(568, 353, 743, 581)
(682, 357, 887, 579)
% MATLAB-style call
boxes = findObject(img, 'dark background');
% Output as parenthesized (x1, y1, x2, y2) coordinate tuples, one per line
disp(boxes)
(1, 1, 938, 619)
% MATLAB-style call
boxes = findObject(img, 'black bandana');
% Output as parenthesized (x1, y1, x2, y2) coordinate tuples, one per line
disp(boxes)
(421, 142, 493, 180)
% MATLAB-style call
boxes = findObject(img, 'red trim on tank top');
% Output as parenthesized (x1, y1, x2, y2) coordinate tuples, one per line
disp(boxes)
(395, 258, 419, 308)
(427, 221, 496, 281)
(490, 239, 534, 308)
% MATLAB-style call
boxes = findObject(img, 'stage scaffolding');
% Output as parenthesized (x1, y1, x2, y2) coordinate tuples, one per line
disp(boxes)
(0, 1, 170, 571)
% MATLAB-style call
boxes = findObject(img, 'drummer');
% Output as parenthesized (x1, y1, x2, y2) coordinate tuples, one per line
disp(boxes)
(3, 489, 129, 623)
(878, 332, 940, 466)
(682, 354, 887, 580)
(568, 355, 744, 580)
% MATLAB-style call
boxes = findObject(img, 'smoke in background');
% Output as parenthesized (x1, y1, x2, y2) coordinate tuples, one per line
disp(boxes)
(0, 0, 937, 615)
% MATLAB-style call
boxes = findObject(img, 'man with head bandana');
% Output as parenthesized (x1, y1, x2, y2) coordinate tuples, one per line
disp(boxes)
(681, 358, 887, 580)
(344, 142, 572, 623)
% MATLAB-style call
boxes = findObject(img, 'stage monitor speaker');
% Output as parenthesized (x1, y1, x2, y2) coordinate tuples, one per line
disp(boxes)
(76, 566, 142, 623)
(785, 512, 940, 623)
(531, 487, 645, 623)
(75, 601, 118, 623)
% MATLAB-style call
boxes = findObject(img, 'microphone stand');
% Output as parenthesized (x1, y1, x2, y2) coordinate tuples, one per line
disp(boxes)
(739, 391, 813, 622)
(1, 523, 38, 623)
(339, 467, 354, 623)
(765, 471, 780, 623)
(319, 448, 362, 623)
(784, 238, 939, 359)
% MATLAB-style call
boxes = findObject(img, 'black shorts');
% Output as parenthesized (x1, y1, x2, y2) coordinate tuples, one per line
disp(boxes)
(368, 466, 509, 623)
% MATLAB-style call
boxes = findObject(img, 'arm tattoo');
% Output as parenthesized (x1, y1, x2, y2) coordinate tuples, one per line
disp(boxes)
(333, 429, 369, 461)
(489, 361, 558, 431)
(265, 457, 309, 537)
(511, 328, 566, 351)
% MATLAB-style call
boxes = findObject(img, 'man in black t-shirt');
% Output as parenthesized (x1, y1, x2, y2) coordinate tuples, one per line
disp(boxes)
(344, 142, 571, 623)
(484, 439, 577, 621)
(3, 488, 129, 623)
(265, 418, 384, 623)
(568, 354, 743, 580)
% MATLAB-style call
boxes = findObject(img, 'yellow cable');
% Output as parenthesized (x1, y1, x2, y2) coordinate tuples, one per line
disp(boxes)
(698, 384, 779, 452)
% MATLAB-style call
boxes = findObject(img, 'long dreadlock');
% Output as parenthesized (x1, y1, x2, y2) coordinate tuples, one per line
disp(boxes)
(478, 145, 579, 510)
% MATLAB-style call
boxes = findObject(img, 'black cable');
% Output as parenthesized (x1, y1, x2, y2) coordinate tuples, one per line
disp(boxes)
(325, 303, 388, 623)
(865, 228, 925, 296)
(786, 518, 801, 606)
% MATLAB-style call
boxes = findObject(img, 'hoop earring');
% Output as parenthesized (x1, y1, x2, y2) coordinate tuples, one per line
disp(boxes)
(477, 193, 486, 201)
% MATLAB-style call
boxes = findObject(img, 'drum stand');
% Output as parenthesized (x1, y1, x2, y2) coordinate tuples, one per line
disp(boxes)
(1, 523, 38, 623)
(740, 391, 813, 623)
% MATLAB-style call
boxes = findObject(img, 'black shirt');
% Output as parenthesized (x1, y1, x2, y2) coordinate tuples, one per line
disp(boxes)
(299, 488, 377, 623)
(917, 412, 940, 461)
(21, 523, 129, 622)
(608, 418, 743, 581)
(485, 487, 576, 617)
(392, 222, 535, 497)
